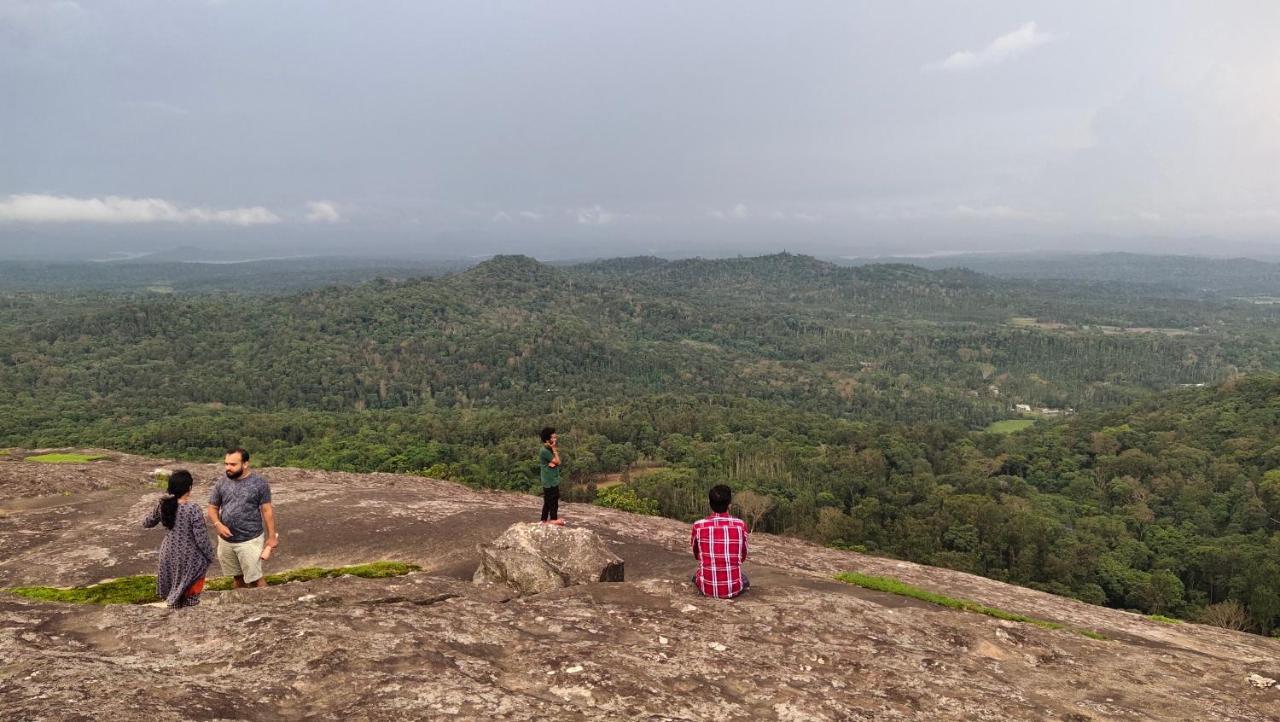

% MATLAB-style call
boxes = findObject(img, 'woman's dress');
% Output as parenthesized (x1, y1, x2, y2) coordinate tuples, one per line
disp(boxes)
(142, 501, 215, 607)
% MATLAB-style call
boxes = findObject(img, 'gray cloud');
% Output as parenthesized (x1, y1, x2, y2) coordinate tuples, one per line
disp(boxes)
(1, 2, 1277, 259)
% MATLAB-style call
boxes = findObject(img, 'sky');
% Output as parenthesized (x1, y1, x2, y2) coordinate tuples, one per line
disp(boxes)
(1, 1, 1278, 259)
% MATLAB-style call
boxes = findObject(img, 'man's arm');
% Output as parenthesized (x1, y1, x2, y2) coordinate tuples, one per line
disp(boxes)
(690, 525, 699, 559)
(206, 504, 232, 539)
(261, 502, 279, 548)
(739, 522, 748, 563)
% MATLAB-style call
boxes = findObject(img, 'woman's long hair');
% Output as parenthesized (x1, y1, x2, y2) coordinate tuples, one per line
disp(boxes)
(160, 470, 194, 530)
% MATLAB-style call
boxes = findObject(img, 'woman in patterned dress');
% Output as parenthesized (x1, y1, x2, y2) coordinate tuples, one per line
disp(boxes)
(142, 470, 215, 607)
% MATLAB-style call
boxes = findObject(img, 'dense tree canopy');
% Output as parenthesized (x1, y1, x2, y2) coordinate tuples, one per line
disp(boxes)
(2, 254, 1277, 632)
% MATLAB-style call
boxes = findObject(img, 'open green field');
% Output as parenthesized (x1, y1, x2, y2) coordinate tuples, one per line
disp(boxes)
(984, 419, 1035, 434)
(26, 453, 106, 463)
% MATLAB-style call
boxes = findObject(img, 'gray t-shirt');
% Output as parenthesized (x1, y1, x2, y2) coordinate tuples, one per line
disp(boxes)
(208, 472, 272, 543)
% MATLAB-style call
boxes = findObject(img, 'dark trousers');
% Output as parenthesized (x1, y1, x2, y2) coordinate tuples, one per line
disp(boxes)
(541, 485, 560, 521)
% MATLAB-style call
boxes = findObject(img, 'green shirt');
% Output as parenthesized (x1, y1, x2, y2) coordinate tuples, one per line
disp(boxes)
(539, 446, 561, 488)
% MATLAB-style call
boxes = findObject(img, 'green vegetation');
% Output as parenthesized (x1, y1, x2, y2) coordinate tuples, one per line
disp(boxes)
(8, 575, 159, 604)
(984, 419, 1035, 434)
(26, 453, 105, 463)
(1144, 614, 1182, 624)
(846, 251, 1280, 297)
(835, 571, 1105, 639)
(594, 485, 659, 515)
(2, 253, 1278, 634)
(6, 562, 420, 605)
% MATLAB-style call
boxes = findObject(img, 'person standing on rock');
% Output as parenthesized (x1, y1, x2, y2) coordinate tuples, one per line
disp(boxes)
(207, 447, 278, 589)
(142, 470, 215, 607)
(538, 427, 565, 525)
(691, 484, 749, 598)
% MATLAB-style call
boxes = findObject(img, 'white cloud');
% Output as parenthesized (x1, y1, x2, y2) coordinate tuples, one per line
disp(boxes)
(574, 205, 616, 225)
(492, 209, 547, 222)
(709, 203, 750, 221)
(305, 200, 342, 223)
(0, 194, 280, 225)
(927, 22, 1052, 72)
(762, 209, 821, 223)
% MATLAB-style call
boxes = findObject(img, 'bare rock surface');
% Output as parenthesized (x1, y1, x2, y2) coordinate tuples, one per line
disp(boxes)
(474, 522, 625, 596)
(2, 450, 1279, 720)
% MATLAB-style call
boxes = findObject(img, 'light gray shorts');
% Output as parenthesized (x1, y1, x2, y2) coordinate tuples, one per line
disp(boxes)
(217, 534, 265, 583)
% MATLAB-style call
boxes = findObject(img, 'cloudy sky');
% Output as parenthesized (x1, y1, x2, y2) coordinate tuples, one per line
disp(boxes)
(1, 1, 1278, 259)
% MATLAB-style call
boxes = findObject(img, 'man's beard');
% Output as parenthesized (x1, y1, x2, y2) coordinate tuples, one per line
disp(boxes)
(226, 468, 245, 480)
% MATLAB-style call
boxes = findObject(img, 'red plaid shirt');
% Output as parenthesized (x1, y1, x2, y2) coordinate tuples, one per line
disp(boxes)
(691, 512, 748, 598)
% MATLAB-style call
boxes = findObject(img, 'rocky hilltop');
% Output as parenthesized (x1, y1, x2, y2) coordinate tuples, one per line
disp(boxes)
(1, 449, 1278, 721)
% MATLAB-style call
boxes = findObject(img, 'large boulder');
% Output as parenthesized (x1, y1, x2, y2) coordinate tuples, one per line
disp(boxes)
(473, 523, 624, 596)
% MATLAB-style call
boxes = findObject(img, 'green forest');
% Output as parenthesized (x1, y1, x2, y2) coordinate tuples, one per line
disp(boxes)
(1, 253, 1277, 633)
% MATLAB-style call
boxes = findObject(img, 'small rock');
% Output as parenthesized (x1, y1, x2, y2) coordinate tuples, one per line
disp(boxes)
(565, 665, 584, 674)
(1248, 673, 1276, 689)
(297, 594, 317, 602)
(708, 642, 727, 652)
(680, 604, 697, 613)
(658, 636, 669, 645)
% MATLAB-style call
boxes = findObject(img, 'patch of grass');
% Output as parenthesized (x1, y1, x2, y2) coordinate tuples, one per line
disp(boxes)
(1144, 614, 1182, 625)
(8, 575, 159, 605)
(6, 561, 421, 605)
(27, 453, 106, 463)
(984, 419, 1035, 434)
(835, 571, 1106, 640)
(221, 561, 421, 588)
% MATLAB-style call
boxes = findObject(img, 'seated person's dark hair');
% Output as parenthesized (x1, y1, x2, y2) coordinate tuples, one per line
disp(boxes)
(708, 484, 732, 513)
(539, 426, 556, 443)
(225, 446, 250, 462)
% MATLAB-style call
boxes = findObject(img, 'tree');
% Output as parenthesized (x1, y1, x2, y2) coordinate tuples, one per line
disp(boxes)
(1198, 600, 1249, 631)
(1138, 570, 1185, 615)
(594, 485, 659, 516)
(734, 490, 775, 532)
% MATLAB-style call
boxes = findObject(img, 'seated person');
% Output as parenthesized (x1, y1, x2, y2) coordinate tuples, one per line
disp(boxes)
(691, 484, 749, 598)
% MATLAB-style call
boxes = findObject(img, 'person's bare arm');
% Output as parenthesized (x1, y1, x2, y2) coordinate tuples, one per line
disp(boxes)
(262, 502, 278, 548)
(207, 505, 232, 539)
